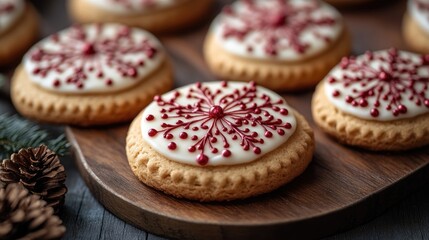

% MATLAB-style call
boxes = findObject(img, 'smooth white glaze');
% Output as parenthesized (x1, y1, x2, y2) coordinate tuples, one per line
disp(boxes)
(211, 0, 343, 61)
(141, 81, 297, 166)
(324, 50, 429, 121)
(86, 0, 182, 14)
(409, 0, 429, 33)
(0, 0, 24, 34)
(24, 24, 164, 94)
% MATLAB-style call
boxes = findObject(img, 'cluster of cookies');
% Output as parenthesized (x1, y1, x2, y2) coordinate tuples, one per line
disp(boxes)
(4, 0, 429, 202)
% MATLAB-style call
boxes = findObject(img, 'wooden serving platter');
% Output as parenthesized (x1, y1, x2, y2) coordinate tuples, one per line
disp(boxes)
(66, 1, 429, 239)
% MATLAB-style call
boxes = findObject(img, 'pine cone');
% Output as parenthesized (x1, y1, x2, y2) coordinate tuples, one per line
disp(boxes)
(0, 183, 66, 240)
(0, 145, 67, 213)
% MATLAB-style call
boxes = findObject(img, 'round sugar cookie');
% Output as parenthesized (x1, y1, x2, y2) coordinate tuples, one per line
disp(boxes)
(126, 81, 314, 201)
(312, 49, 429, 151)
(68, 0, 213, 33)
(403, 0, 429, 54)
(0, 0, 39, 66)
(11, 23, 173, 126)
(203, 0, 351, 91)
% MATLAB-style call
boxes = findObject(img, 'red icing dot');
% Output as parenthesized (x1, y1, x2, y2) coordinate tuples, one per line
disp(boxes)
(146, 114, 154, 121)
(332, 90, 340, 97)
(106, 79, 113, 86)
(168, 142, 177, 150)
(165, 133, 173, 139)
(370, 108, 379, 117)
(253, 147, 261, 154)
(179, 132, 188, 139)
(53, 79, 61, 87)
(264, 131, 273, 138)
(197, 154, 209, 166)
(188, 146, 196, 152)
(280, 108, 288, 115)
(222, 149, 231, 157)
(148, 129, 157, 137)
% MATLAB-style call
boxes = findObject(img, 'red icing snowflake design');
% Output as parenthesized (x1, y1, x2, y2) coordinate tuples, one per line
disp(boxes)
(220, 0, 338, 56)
(28, 24, 158, 89)
(0, 3, 14, 14)
(146, 82, 294, 166)
(416, 0, 429, 11)
(415, 0, 429, 21)
(329, 49, 429, 118)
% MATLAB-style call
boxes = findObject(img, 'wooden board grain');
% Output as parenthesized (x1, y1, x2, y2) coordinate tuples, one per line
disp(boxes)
(66, 0, 429, 239)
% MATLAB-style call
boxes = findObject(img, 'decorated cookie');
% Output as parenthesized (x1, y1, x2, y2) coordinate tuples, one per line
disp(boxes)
(203, 0, 351, 91)
(0, 0, 39, 66)
(11, 23, 173, 126)
(403, 0, 429, 53)
(68, 0, 213, 33)
(126, 81, 314, 201)
(312, 49, 429, 150)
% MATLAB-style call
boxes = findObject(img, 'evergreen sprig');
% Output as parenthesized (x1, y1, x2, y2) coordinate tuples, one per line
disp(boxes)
(0, 114, 69, 159)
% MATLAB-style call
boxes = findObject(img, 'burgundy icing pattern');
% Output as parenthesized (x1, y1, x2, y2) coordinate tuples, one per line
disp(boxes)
(416, 0, 429, 12)
(28, 24, 158, 89)
(146, 82, 293, 166)
(0, 3, 14, 14)
(329, 49, 429, 118)
(416, 0, 429, 21)
(221, 0, 337, 56)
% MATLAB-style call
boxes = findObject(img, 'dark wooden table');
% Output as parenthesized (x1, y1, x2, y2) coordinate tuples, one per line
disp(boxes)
(1, 0, 429, 239)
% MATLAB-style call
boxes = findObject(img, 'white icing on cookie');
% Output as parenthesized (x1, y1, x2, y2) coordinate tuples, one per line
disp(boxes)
(409, 0, 429, 33)
(211, 0, 343, 61)
(0, 0, 24, 34)
(141, 81, 297, 166)
(85, 0, 182, 14)
(324, 49, 429, 121)
(24, 24, 164, 94)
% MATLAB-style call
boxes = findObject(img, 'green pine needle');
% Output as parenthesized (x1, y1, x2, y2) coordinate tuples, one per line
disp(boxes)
(0, 114, 69, 159)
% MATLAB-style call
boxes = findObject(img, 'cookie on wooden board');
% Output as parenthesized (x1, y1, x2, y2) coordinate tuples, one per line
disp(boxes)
(203, 0, 351, 91)
(312, 49, 429, 151)
(11, 23, 173, 126)
(68, 0, 213, 33)
(126, 81, 314, 201)
(403, 0, 429, 54)
(0, 0, 39, 66)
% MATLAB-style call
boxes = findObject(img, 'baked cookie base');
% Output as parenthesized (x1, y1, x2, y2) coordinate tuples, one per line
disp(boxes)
(68, 0, 213, 33)
(403, 12, 429, 54)
(11, 62, 173, 126)
(203, 30, 351, 91)
(312, 83, 429, 151)
(0, 3, 39, 66)
(126, 111, 314, 202)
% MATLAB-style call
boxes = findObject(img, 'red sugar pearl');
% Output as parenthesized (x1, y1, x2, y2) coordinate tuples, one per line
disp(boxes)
(146, 114, 154, 121)
(197, 154, 209, 166)
(370, 108, 379, 117)
(168, 142, 177, 150)
(179, 132, 188, 139)
(148, 129, 157, 137)
(222, 150, 231, 157)
(188, 146, 196, 152)
(280, 108, 288, 115)
(53, 79, 61, 87)
(253, 147, 261, 154)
